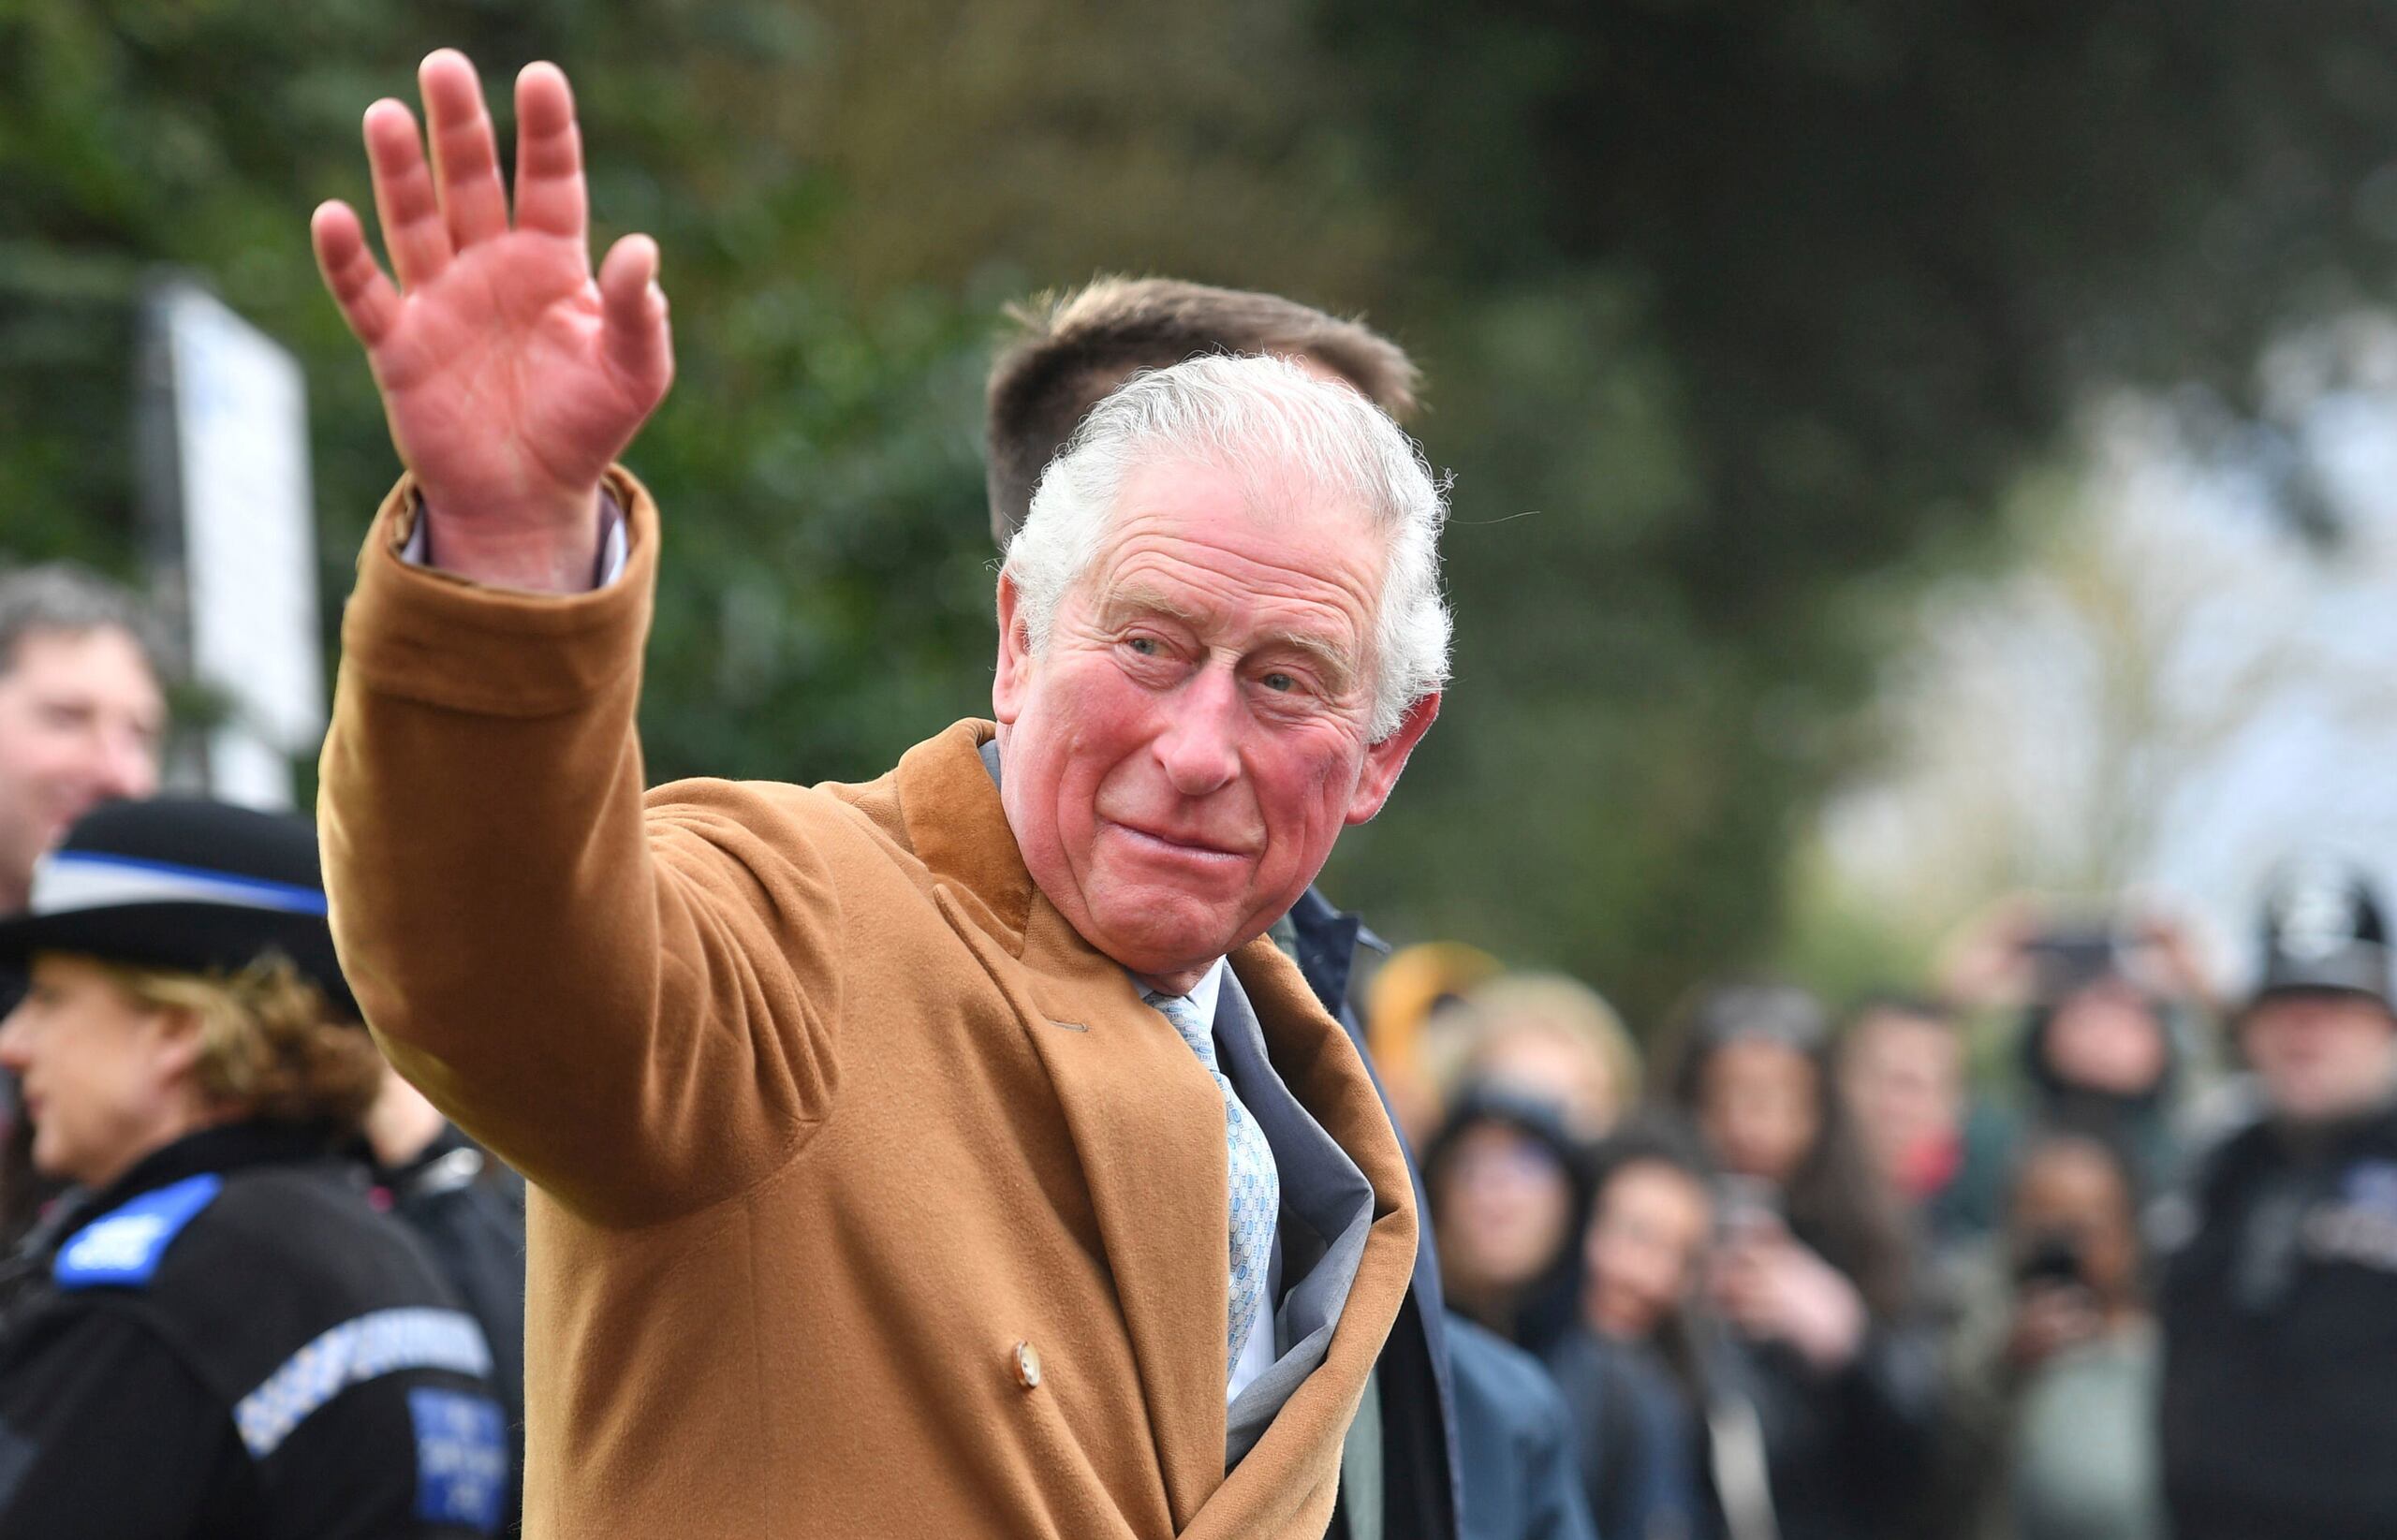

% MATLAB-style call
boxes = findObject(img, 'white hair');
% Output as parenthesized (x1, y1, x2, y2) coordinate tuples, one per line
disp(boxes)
(1001, 353, 1452, 740)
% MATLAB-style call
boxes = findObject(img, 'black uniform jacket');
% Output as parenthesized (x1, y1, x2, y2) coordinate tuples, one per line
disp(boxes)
(374, 1121, 527, 1536)
(2160, 1098, 2397, 1540)
(0, 1121, 508, 1539)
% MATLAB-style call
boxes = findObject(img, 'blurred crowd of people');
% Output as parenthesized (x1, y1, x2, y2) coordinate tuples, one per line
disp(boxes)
(1375, 872, 2397, 1540)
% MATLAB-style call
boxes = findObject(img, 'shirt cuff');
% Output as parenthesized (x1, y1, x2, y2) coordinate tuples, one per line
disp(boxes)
(398, 492, 631, 590)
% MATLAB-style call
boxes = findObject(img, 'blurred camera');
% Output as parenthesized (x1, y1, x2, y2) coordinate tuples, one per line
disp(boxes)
(2022, 926, 2121, 997)
(2015, 1229, 2088, 1290)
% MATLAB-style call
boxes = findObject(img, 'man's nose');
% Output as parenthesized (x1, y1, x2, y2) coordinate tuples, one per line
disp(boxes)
(1152, 665, 1242, 798)
(0, 1016, 30, 1072)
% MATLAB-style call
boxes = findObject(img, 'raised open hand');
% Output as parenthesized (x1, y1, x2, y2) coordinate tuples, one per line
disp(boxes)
(312, 51, 672, 592)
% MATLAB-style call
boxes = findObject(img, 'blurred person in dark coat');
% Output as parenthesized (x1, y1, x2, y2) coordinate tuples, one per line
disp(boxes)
(1447, 1311, 1599, 1540)
(1419, 1084, 1598, 1540)
(1937, 1127, 2160, 1540)
(1542, 1117, 1722, 1540)
(1659, 981, 1940, 1540)
(985, 276, 1471, 1540)
(0, 565, 169, 1253)
(363, 1070, 528, 1534)
(0, 799, 507, 1537)
(2159, 861, 2397, 1540)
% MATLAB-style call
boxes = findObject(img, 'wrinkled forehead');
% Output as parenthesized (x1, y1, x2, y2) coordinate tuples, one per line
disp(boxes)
(1093, 461, 1380, 641)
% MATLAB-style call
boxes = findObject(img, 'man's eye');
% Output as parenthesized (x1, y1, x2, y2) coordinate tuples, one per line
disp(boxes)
(1261, 672, 1297, 693)
(1126, 637, 1161, 656)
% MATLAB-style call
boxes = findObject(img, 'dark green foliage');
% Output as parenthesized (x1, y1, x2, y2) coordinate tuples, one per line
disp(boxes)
(8, 0, 2396, 1021)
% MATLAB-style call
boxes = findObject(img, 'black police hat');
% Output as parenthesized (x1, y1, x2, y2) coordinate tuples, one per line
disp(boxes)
(2252, 858, 2392, 1011)
(0, 797, 358, 1022)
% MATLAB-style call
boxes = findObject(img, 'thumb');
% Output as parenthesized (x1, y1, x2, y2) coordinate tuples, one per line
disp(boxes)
(598, 233, 674, 403)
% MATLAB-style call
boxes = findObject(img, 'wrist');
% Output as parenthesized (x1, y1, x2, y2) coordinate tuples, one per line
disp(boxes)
(415, 485, 607, 594)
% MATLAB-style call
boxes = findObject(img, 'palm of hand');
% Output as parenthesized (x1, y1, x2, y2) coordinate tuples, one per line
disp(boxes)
(372, 234, 646, 527)
(313, 54, 673, 587)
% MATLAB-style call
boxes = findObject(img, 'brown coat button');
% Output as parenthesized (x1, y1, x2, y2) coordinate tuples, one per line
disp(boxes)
(1014, 1341, 1042, 1389)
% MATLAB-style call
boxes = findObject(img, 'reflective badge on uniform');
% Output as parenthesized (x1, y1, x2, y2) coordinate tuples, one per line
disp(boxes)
(2305, 1158, 2397, 1273)
(407, 1387, 506, 1534)
(2343, 1159, 2397, 1212)
(53, 1174, 223, 1290)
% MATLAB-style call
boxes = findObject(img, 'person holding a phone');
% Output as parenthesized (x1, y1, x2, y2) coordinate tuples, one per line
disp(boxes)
(1939, 902, 2213, 1202)
(1933, 1127, 2160, 1540)
(1656, 982, 1939, 1540)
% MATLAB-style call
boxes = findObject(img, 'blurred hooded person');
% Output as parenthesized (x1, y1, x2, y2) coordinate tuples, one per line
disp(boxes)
(2015, 959, 2189, 1196)
(0, 798, 508, 1537)
(2159, 858, 2397, 1540)
(1425, 1085, 1591, 1352)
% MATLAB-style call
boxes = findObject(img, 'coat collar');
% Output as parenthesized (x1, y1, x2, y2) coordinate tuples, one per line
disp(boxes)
(891, 720, 1034, 950)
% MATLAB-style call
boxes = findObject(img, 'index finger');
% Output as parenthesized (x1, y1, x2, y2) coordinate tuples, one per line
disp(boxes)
(511, 61, 587, 242)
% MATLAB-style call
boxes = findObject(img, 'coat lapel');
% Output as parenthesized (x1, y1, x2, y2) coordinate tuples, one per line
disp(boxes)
(894, 723, 1228, 1526)
(1019, 897, 1229, 1524)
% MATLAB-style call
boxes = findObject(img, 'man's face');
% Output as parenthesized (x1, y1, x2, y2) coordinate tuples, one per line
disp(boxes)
(2244, 990, 2397, 1122)
(993, 458, 1435, 989)
(0, 628, 165, 898)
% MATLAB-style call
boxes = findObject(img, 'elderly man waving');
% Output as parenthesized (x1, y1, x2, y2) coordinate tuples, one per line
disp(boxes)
(310, 50, 1448, 1540)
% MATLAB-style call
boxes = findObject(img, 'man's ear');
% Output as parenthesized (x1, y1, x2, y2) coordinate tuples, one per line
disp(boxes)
(1345, 691, 1440, 826)
(993, 570, 1035, 726)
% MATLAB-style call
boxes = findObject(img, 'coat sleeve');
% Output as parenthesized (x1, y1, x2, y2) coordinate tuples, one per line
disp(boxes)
(321, 469, 846, 1226)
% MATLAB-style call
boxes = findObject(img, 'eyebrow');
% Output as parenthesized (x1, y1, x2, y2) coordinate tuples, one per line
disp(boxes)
(1096, 580, 1360, 696)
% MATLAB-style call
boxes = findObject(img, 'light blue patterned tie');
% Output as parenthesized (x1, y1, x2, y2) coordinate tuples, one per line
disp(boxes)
(1145, 988, 1280, 1373)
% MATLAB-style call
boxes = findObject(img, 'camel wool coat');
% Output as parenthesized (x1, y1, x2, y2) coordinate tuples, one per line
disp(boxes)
(318, 468, 1420, 1539)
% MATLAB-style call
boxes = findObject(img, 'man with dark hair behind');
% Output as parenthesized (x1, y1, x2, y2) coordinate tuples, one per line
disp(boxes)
(985, 278, 1420, 547)
(985, 278, 1583, 1540)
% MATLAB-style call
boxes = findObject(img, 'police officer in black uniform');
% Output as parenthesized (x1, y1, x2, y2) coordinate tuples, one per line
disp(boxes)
(0, 798, 509, 1538)
(2159, 859, 2397, 1540)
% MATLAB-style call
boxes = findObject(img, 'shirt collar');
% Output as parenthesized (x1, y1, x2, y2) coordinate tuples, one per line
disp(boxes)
(1160, 957, 1228, 1032)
